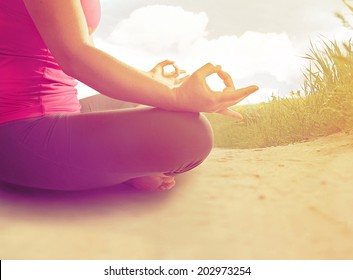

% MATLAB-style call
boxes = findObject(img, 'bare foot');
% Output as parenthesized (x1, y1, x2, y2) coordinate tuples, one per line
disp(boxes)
(126, 173, 176, 191)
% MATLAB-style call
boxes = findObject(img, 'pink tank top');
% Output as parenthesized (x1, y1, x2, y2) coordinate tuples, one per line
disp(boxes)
(0, 0, 101, 124)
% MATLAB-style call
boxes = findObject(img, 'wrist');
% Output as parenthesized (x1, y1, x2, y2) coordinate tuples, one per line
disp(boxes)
(162, 85, 178, 111)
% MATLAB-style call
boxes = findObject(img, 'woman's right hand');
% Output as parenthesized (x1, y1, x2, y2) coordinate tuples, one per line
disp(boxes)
(172, 63, 259, 119)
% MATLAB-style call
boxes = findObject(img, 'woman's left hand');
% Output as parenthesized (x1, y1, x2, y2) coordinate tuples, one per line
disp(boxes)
(149, 60, 188, 87)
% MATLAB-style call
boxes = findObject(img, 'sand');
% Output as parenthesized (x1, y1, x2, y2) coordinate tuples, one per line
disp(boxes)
(1, 132, 353, 260)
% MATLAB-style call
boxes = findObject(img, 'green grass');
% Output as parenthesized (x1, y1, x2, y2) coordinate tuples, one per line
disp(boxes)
(206, 39, 353, 149)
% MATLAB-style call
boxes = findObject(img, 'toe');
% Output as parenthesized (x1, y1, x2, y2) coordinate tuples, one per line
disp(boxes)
(158, 177, 176, 191)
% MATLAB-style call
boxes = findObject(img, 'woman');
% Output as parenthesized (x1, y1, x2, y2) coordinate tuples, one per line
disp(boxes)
(0, 0, 258, 191)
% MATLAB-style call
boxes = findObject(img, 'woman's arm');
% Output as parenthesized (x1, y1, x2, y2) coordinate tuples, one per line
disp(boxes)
(23, 0, 258, 117)
(23, 0, 176, 109)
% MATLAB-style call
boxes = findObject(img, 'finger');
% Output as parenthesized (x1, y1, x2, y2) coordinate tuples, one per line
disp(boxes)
(157, 60, 175, 67)
(169, 67, 187, 78)
(196, 63, 222, 78)
(222, 88, 251, 106)
(217, 108, 244, 120)
(217, 70, 235, 90)
(151, 60, 175, 73)
(164, 63, 179, 78)
(218, 85, 259, 103)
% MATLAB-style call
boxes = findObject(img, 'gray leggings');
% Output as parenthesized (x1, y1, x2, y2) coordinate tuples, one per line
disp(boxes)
(0, 95, 213, 190)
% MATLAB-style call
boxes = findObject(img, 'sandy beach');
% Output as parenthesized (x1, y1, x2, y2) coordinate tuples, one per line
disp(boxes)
(1, 132, 353, 260)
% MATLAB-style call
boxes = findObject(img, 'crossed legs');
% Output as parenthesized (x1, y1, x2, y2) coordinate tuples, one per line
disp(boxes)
(0, 95, 214, 191)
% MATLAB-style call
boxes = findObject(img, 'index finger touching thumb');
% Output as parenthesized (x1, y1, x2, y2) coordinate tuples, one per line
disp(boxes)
(196, 63, 222, 78)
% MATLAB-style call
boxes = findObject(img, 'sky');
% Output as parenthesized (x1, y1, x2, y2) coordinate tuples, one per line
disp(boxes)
(78, 0, 353, 104)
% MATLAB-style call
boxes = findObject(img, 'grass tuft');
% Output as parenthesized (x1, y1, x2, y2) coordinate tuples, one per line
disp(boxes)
(207, 39, 353, 149)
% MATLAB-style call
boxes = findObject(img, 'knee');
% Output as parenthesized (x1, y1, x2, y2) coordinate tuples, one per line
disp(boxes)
(188, 113, 214, 159)
(162, 111, 214, 166)
(131, 108, 213, 174)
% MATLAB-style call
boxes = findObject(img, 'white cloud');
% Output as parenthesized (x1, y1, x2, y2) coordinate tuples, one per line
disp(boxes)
(79, 5, 306, 103)
(109, 5, 208, 53)
(178, 31, 303, 84)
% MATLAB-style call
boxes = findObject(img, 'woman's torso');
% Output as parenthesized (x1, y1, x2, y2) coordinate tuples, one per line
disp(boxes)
(0, 0, 101, 124)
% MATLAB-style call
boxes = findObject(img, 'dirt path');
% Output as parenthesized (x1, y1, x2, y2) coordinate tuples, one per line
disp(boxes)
(1, 132, 353, 259)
